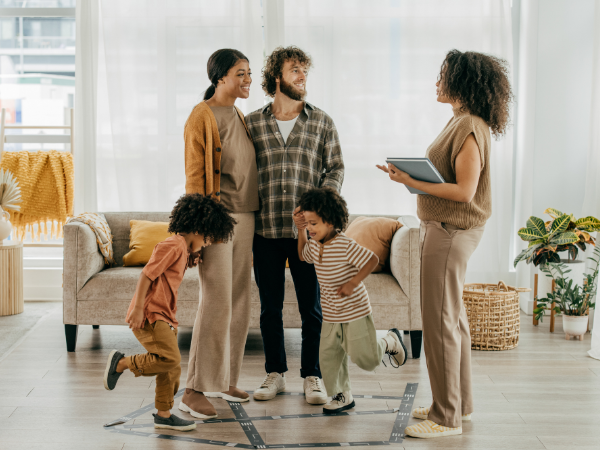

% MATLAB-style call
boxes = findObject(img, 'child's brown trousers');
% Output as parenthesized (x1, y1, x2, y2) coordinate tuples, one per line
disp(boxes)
(125, 320, 181, 411)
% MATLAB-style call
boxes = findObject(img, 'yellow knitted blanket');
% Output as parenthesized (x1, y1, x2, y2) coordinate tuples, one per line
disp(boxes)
(0, 150, 74, 241)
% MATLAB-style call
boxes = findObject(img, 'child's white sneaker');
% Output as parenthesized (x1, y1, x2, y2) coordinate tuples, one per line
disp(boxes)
(405, 419, 462, 438)
(323, 391, 355, 414)
(253, 373, 285, 401)
(412, 406, 471, 421)
(303, 376, 327, 405)
(381, 328, 407, 368)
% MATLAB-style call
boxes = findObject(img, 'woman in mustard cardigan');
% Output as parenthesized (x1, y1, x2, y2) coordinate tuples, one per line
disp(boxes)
(180, 49, 259, 419)
(378, 50, 512, 439)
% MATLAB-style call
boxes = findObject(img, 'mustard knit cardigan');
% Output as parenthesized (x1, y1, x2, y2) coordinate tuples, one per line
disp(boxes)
(184, 101, 250, 199)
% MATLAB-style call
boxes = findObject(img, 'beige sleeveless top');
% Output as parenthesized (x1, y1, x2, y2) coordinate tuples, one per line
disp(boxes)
(417, 108, 492, 230)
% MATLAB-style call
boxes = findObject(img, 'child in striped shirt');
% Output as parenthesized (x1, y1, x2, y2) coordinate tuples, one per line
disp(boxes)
(293, 187, 407, 414)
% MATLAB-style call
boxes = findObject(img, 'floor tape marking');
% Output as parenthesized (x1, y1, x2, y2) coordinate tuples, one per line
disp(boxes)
(228, 400, 266, 448)
(124, 408, 400, 429)
(104, 384, 418, 448)
(388, 383, 418, 444)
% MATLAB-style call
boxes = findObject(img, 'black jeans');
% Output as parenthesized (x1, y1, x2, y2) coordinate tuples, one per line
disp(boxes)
(253, 233, 322, 378)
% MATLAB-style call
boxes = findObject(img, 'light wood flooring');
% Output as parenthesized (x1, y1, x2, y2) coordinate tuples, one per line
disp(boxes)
(1, 302, 599, 450)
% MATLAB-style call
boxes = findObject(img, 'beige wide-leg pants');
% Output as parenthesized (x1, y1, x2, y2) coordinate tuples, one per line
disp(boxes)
(186, 212, 255, 392)
(420, 220, 484, 429)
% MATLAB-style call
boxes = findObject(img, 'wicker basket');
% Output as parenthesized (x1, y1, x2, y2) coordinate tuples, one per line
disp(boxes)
(463, 281, 528, 351)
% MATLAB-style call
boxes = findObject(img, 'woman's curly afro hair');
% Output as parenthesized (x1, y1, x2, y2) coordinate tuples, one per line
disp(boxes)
(262, 46, 312, 98)
(298, 187, 349, 232)
(439, 49, 513, 139)
(168, 194, 236, 243)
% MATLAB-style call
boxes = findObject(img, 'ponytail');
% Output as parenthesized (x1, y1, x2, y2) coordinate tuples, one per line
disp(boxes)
(204, 49, 249, 101)
(204, 84, 216, 100)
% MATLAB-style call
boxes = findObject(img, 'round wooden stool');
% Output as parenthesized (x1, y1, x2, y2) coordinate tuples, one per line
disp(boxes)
(0, 241, 23, 316)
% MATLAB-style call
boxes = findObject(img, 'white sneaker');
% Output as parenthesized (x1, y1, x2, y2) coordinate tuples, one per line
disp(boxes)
(412, 406, 471, 421)
(303, 376, 327, 405)
(381, 328, 407, 368)
(253, 373, 285, 401)
(323, 391, 355, 414)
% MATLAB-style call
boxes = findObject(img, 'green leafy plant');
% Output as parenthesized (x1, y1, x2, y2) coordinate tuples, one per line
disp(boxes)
(514, 208, 600, 268)
(533, 247, 599, 322)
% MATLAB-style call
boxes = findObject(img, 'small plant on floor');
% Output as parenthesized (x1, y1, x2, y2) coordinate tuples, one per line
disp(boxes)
(533, 246, 599, 322)
(513, 208, 600, 268)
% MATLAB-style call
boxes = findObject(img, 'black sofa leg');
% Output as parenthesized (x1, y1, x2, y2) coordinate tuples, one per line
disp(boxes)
(65, 324, 78, 352)
(409, 330, 423, 359)
(92, 325, 99, 329)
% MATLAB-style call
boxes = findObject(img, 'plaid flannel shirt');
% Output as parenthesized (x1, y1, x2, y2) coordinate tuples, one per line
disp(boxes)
(245, 102, 345, 239)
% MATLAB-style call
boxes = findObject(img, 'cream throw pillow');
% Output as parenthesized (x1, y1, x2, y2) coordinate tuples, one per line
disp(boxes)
(345, 216, 402, 272)
(123, 220, 172, 266)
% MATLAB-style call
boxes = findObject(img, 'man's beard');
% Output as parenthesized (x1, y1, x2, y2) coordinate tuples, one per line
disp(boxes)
(279, 78, 306, 101)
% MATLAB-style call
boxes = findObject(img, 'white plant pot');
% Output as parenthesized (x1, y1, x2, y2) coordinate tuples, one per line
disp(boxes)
(0, 209, 12, 241)
(563, 315, 588, 338)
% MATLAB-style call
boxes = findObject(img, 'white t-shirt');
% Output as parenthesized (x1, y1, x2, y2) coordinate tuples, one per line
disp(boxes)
(276, 115, 298, 145)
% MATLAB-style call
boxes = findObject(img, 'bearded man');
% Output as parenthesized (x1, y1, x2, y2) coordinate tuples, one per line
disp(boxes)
(245, 46, 345, 405)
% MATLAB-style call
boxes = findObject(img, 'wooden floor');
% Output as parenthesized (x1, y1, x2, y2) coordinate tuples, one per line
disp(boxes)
(1, 302, 599, 450)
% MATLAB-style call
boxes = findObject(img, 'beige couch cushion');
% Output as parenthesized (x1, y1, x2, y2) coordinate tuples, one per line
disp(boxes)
(77, 266, 200, 301)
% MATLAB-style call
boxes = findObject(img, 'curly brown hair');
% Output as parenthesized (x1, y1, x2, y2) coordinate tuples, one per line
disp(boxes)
(298, 187, 349, 231)
(168, 194, 237, 243)
(262, 46, 312, 98)
(439, 49, 513, 139)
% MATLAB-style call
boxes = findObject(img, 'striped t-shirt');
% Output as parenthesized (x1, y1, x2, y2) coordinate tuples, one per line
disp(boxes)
(302, 232, 376, 323)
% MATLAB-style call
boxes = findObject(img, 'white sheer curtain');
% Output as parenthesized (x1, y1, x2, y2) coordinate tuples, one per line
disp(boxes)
(74, 0, 99, 214)
(583, 0, 600, 351)
(283, 0, 514, 281)
(95, 0, 263, 212)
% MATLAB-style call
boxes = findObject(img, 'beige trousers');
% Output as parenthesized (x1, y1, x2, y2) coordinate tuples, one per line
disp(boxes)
(186, 212, 255, 392)
(420, 220, 484, 429)
(319, 315, 386, 395)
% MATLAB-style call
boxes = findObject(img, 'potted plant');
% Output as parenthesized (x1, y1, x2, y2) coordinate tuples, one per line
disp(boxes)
(0, 169, 22, 241)
(533, 247, 599, 339)
(514, 208, 600, 268)
(514, 209, 600, 291)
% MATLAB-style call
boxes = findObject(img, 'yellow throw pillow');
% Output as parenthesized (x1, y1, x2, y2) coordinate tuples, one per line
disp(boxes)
(123, 220, 172, 266)
(345, 216, 402, 273)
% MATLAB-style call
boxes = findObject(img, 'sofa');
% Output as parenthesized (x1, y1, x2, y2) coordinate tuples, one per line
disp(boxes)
(63, 213, 423, 357)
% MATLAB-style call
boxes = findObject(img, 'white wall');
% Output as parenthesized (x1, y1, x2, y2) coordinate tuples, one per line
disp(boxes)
(516, 0, 597, 314)
(532, 0, 596, 219)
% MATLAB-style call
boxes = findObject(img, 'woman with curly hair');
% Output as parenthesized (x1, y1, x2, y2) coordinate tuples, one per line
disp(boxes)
(378, 49, 513, 438)
(181, 48, 259, 419)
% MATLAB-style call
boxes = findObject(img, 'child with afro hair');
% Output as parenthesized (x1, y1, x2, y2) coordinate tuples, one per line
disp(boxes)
(293, 187, 407, 414)
(103, 194, 236, 432)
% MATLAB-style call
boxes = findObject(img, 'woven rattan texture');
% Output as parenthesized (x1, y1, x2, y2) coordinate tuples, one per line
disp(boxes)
(464, 282, 520, 351)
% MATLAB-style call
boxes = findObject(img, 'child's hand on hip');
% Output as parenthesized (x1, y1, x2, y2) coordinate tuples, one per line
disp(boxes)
(337, 280, 357, 298)
(127, 306, 146, 330)
(292, 206, 307, 230)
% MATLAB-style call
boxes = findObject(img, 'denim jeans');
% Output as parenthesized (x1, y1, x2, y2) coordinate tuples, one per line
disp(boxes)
(253, 234, 322, 378)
